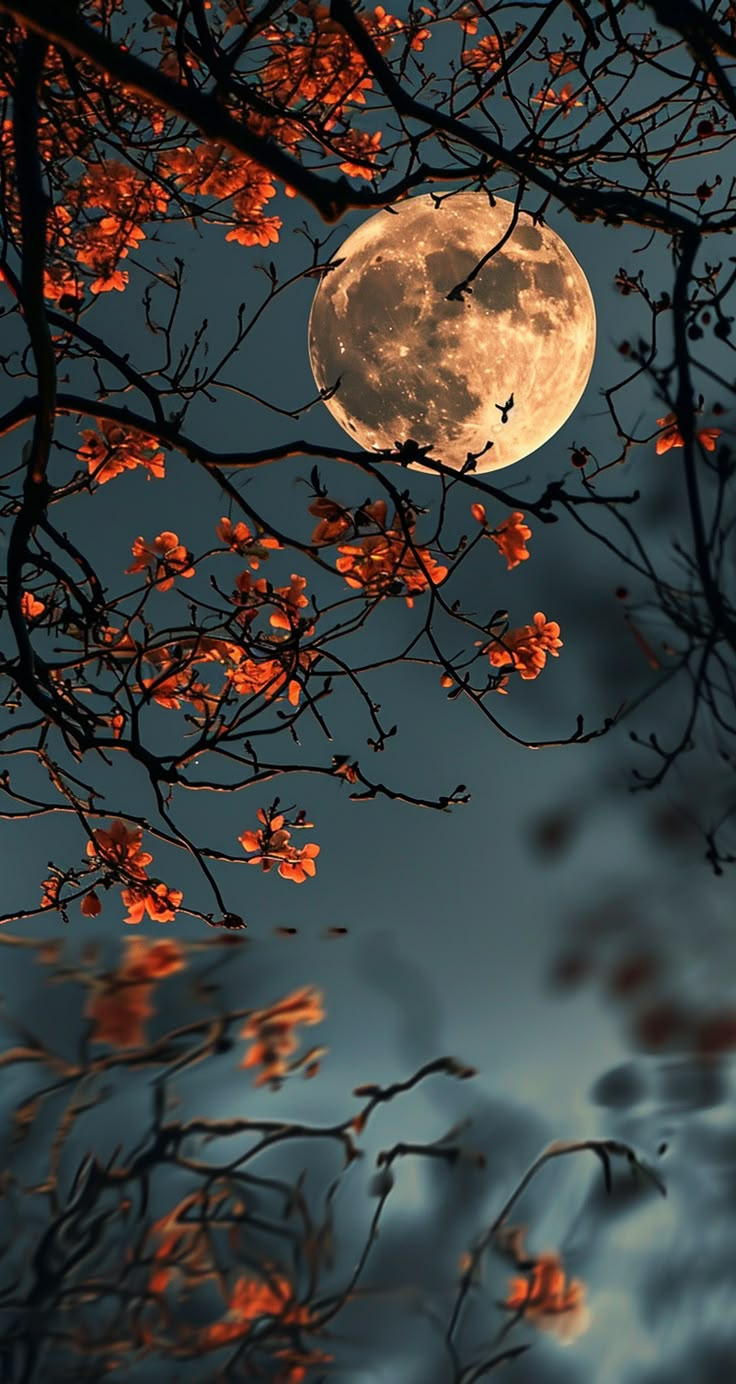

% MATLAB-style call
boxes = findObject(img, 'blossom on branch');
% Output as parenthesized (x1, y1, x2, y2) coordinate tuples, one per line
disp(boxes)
(120, 880, 184, 925)
(216, 517, 281, 567)
(86, 820, 153, 879)
(484, 612, 562, 683)
(308, 496, 353, 545)
(125, 531, 195, 591)
(77, 420, 166, 484)
(336, 502, 448, 607)
(20, 591, 45, 620)
(492, 511, 532, 569)
(239, 808, 320, 883)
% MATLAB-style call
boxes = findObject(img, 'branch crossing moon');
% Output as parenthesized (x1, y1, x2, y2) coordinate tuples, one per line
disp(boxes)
(308, 192, 596, 473)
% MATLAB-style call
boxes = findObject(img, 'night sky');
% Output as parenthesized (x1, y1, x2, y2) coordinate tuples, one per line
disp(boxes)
(1, 3, 735, 1380)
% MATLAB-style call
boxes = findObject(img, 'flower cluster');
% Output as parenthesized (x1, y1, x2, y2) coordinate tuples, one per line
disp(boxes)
(83, 818, 183, 925)
(200, 1274, 312, 1349)
(77, 420, 166, 484)
(483, 611, 563, 685)
(239, 806, 320, 883)
(335, 499, 448, 607)
(158, 143, 282, 247)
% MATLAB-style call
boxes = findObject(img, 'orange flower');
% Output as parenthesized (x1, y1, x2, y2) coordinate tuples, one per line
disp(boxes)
(43, 263, 84, 307)
(548, 50, 577, 76)
(334, 129, 383, 180)
(77, 419, 165, 484)
(120, 880, 183, 925)
(86, 819, 153, 878)
(452, 4, 479, 34)
(147, 1192, 216, 1295)
(336, 506, 447, 608)
(504, 1251, 589, 1344)
(470, 502, 487, 525)
(532, 82, 583, 116)
(228, 653, 308, 708)
(40, 876, 61, 909)
(200, 1273, 310, 1349)
(486, 612, 562, 682)
(492, 511, 532, 569)
(461, 23, 525, 70)
(655, 412, 722, 454)
(269, 573, 309, 630)
(462, 33, 503, 72)
(20, 591, 45, 619)
(239, 813, 320, 883)
(240, 986, 324, 1087)
(125, 531, 195, 591)
(216, 516, 280, 567)
(308, 496, 352, 545)
(80, 889, 102, 917)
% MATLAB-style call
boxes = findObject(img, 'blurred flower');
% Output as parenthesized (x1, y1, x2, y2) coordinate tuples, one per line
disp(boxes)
(240, 985, 324, 1087)
(200, 1273, 310, 1349)
(504, 1251, 590, 1344)
(86, 979, 154, 1048)
(124, 936, 185, 979)
(655, 413, 721, 454)
(532, 82, 583, 116)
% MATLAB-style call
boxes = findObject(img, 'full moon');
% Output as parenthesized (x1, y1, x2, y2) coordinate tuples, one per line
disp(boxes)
(307, 191, 596, 473)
